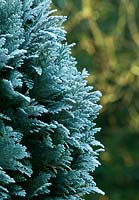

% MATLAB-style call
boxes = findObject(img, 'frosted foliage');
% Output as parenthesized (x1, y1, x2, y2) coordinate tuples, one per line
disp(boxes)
(0, 0, 104, 199)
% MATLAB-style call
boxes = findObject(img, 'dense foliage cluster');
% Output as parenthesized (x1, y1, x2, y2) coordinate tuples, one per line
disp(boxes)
(52, 0, 139, 200)
(0, 0, 103, 199)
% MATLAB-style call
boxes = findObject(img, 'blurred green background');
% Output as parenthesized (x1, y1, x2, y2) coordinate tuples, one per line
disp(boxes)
(52, 1, 139, 200)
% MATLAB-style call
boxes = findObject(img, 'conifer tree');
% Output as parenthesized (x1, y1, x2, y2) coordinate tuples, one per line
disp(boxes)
(0, 0, 104, 199)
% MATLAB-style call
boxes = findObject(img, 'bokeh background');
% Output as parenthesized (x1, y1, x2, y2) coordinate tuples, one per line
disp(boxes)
(52, 1, 139, 200)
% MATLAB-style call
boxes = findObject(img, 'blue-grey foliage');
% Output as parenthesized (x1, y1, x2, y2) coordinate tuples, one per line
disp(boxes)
(0, 0, 104, 199)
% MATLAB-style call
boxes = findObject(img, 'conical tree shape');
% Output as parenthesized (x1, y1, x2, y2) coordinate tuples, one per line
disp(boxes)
(0, 0, 104, 199)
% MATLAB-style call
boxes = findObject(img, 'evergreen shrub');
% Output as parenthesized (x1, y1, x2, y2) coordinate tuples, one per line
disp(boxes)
(0, 0, 104, 199)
